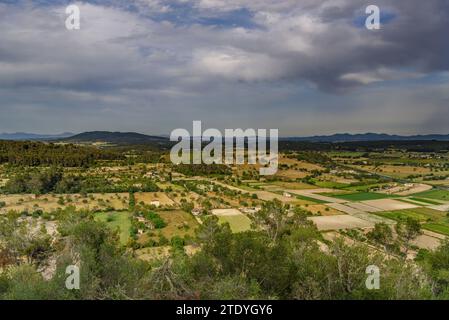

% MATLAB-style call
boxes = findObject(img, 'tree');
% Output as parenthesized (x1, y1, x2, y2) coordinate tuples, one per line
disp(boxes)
(395, 218, 422, 256)
(367, 223, 396, 253)
(421, 240, 449, 298)
(129, 192, 136, 211)
(251, 200, 313, 243)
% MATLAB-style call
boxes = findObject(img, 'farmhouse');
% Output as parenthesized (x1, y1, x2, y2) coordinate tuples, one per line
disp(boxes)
(150, 200, 160, 207)
(240, 207, 261, 214)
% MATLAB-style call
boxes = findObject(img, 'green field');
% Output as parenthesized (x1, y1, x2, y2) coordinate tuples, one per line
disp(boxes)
(238, 183, 261, 191)
(412, 189, 449, 201)
(218, 214, 252, 233)
(423, 223, 449, 236)
(328, 151, 366, 158)
(398, 198, 430, 206)
(409, 197, 442, 205)
(374, 207, 449, 236)
(375, 208, 440, 222)
(342, 182, 389, 192)
(295, 195, 329, 204)
(95, 211, 132, 245)
(324, 192, 397, 202)
(312, 180, 348, 189)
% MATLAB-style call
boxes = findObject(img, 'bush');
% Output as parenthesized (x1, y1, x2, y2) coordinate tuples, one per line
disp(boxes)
(171, 236, 185, 249)
(32, 210, 43, 218)
(158, 235, 169, 246)
(143, 211, 167, 229)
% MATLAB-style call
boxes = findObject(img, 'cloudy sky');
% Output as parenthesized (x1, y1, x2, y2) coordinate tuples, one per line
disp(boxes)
(1, 0, 448, 136)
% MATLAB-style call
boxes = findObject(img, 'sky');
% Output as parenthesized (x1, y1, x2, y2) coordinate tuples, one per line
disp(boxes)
(0, 0, 448, 136)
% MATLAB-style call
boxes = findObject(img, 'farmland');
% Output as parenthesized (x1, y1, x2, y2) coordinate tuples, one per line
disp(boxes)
(413, 189, 449, 201)
(154, 210, 199, 239)
(212, 208, 252, 233)
(95, 211, 132, 245)
(375, 208, 449, 236)
(323, 192, 398, 202)
(1, 138, 449, 300)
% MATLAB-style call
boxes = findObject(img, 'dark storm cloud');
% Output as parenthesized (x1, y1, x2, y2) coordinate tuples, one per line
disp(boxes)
(0, 0, 448, 134)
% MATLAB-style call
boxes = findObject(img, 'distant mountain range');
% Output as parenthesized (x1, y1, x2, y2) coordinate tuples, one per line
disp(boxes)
(3, 131, 449, 143)
(0, 132, 74, 140)
(281, 133, 449, 142)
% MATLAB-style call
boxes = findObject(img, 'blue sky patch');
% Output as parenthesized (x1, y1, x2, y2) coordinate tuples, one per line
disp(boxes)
(353, 10, 397, 28)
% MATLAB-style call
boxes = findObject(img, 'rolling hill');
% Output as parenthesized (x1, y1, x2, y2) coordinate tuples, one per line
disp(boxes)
(61, 131, 169, 145)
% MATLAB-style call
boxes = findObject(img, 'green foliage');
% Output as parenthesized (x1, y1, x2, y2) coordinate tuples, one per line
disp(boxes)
(0, 140, 123, 167)
(2, 169, 159, 194)
(144, 211, 167, 229)
(295, 151, 332, 165)
(3, 167, 62, 194)
(0, 202, 442, 300)
(129, 192, 136, 210)
(420, 240, 449, 298)
(180, 201, 194, 213)
(170, 236, 185, 250)
(173, 164, 231, 176)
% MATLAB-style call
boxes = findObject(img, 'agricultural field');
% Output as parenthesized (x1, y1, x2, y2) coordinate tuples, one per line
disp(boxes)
(375, 207, 444, 222)
(134, 192, 175, 206)
(2, 138, 449, 300)
(412, 189, 449, 201)
(308, 215, 375, 231)
(212, 208, 252, 233)
(324, 192, 399, 202)
(140, 210, 199, 243)
(423, 179, 449, 187)
(278, 156, 325, 172)
(95, 211, 132, 245)
(408, 197, 443, 205)
(375, 208, 449, 236)
(270, 181, 316, 190)
(310, 179, 349, 189)
(0, 193, 129, 214)
(304, 204, 345, 216)
(295, 194, 329, 204)
(275, 169, 309, 179)
(357, 165, 433, 178)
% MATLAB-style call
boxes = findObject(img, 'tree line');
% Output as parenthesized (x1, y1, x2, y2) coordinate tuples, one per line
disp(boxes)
(0, 141, 123, 167)
(1, 167, 159, 194)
